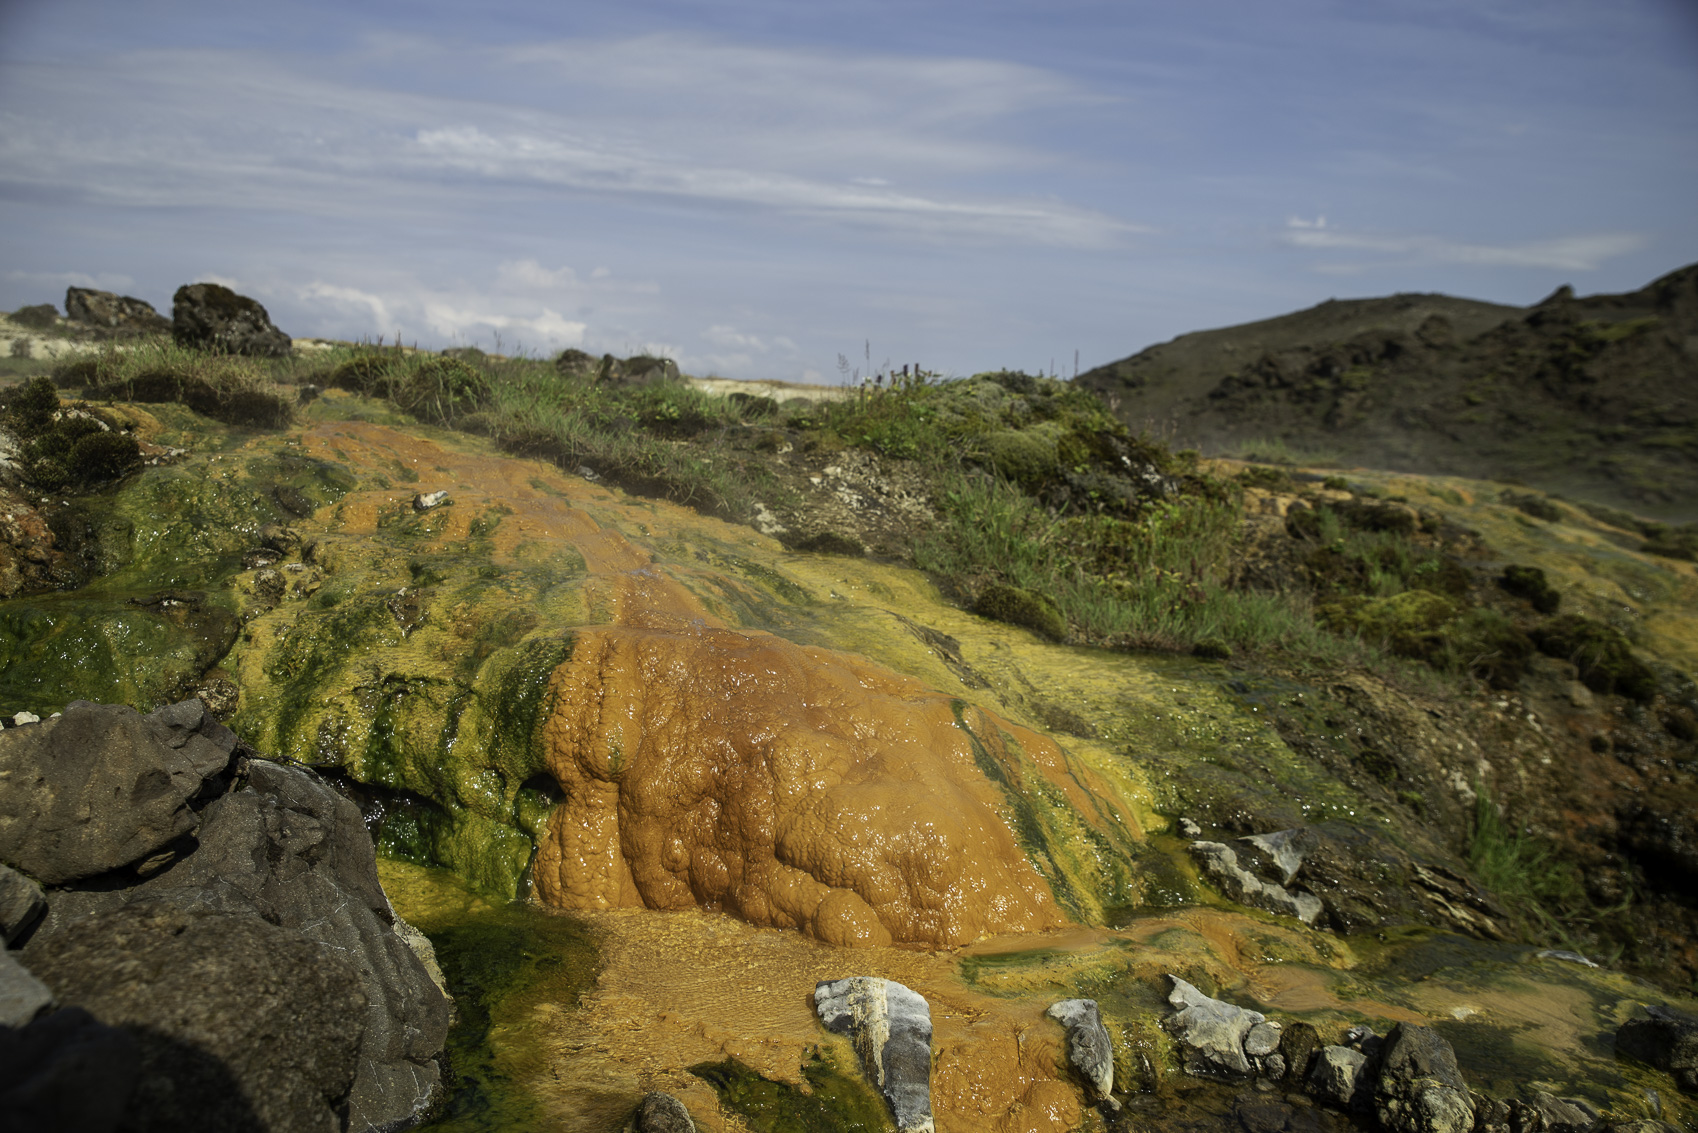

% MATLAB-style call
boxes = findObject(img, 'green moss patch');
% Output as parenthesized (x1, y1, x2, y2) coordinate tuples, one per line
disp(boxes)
(689, 1054, 892, 1133)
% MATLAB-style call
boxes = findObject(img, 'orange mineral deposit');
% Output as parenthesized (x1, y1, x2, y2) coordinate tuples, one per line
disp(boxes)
(532, 609, 1072, 949)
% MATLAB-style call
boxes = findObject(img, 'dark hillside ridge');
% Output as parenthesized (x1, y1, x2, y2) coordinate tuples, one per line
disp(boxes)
(1079, 263, 1698, 521)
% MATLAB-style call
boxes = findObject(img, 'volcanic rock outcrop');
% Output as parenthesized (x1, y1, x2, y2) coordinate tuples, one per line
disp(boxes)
(173, 281, 293, 357)
(64, 287, 171, 334)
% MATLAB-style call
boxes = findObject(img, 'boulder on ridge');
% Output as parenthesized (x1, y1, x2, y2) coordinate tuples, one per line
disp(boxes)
(172, 282, 293, 357)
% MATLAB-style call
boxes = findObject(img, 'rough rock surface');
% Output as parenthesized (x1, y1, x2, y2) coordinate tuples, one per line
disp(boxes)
(1617, 1004, 1698, 1092)
(64, 287, 171, 334)
(25, 757, 452, 1130)
(0, 1006, 140, 1133)
(0, 861, 46, 944)
(172, 282, 293, 357)
(627, 1091, 698, 1132)
(1162, 975, 1282, 1079)
(1309, 1045, 1371, 1111)
(1189, 839, 1323, 923)
(25, 901, 366, 1133)
(0, 699, 235, 885)
(1373, 1023, 1474, 1133)
(2, 698, 449, 1132)
(1045, 998, 1114, 1102)
(814, 977, 935, 1133)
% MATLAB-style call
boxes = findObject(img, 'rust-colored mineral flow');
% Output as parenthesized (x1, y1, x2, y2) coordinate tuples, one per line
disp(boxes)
(533, 569, 1073, 948)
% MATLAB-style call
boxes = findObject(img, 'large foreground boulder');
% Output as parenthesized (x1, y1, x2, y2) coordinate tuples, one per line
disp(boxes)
(25, 902, 367, 1132)
(64, 287, 171, 334)
(0, 699, 449, 1132)
(172, 282, 293, 357)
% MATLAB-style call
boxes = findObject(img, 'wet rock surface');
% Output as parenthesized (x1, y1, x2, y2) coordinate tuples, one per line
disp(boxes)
(1373, 1023, 1474, 1133)
(1163, 976, 1282, 1079)
(814, 976, 935, 1133)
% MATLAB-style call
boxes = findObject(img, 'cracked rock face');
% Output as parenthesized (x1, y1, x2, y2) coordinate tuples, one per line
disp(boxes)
(1189, 839, 1323, 924)
(1045, 998, 1114, 1101)
(4, 700, 451, 1133)
(814, 977, 935, 1133)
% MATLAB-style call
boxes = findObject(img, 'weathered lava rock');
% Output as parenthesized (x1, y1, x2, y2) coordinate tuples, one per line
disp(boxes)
(64, 287, 171, 334)
(25, 901, 366, 1133)
(172, 282, 293, 357)
(1617, 1004, 1698, 1092)
(3, 698, 450, 1132)
(0, 700, 235, 885)
(814, 977, 935, 1133)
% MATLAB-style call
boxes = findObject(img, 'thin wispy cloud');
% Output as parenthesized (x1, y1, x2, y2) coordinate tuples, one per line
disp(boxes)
(1279, 220, 1646, 272)
(0, 37, 1138, 248)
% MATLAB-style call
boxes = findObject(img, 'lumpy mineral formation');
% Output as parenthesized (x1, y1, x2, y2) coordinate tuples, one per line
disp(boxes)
(533, 556, 1073, 947)
(534, 617, 1071, 947)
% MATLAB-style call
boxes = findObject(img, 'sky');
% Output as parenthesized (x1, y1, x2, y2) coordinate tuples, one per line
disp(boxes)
(1, 0, 1695, 383)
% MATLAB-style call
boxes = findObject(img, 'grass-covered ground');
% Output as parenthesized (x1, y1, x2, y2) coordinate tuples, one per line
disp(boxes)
(7, 334, 1660, 694)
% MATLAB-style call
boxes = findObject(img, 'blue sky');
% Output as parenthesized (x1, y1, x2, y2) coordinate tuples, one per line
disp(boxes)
(2, 0, 1695, 382)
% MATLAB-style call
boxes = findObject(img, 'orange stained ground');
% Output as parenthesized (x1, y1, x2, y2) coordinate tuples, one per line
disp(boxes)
(300, 420, 1083, 949)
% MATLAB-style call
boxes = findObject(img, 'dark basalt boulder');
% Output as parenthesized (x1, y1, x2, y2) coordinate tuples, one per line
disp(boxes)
(1617, 1003, 1698, 1092)
(64, 287, 171, 334)
(25, 901, 366, 1133)
(1, 698, 450, 1132)
(172, 282, 293, 357)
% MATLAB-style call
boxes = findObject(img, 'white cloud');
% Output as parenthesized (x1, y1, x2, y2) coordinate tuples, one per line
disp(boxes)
(300, 282, 393, 330)
(496, 259, 580, 291)
(1279, 221, 1645, 270)
(0, 39, 1144, 249)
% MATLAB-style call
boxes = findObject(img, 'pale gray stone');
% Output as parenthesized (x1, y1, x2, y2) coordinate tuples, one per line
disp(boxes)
(1189, 841, 1323, 924)
(1308, 1045, 1368, 1109)
(814, 976, 934, 1133)
(0, 947, 52, 1026)
(1163, 975, 1265, 1078)
(1245, 1020, 1284, 1057)
(1045, 998, 1114, 1101)
(1240, 827, 1317, 886)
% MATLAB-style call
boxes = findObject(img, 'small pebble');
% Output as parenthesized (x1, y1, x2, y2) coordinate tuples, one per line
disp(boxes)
(413, 490, 448, 511)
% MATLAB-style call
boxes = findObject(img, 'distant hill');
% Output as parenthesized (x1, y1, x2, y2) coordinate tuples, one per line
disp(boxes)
(1078, 264, 1698, 520)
